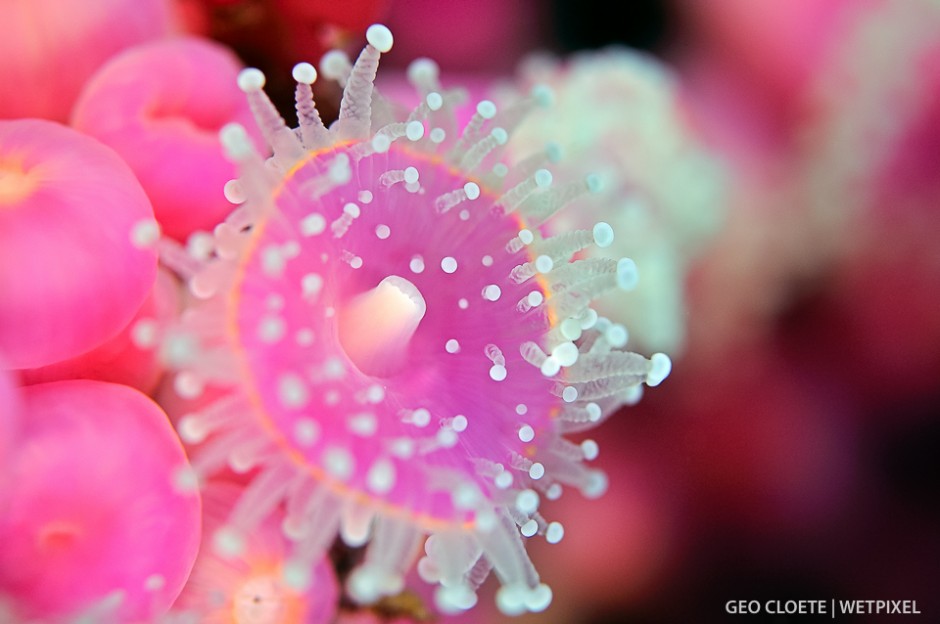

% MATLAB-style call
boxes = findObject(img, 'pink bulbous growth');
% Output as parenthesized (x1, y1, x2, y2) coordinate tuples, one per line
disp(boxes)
(174, 482, 339, 623)
(72, 37, 258, 243)
(0, 380, 201, 622)
(20, 268, 181, 394)
(165, 25, 671, 616)
(0, 0, 172, 121)
(0, 119, 158, 369)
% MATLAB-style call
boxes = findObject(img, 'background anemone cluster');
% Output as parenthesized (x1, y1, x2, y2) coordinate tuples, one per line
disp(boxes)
(2, 0, 939, 623)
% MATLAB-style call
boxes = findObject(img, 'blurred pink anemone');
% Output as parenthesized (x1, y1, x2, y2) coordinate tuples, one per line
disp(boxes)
(72, 37, 258, 243)
(0, 380, 201, 622)
(19, 268, 181, 395)
(0, 119, 158, 369)
(0, 0, 173, 121)
(174, 481, 339, 623)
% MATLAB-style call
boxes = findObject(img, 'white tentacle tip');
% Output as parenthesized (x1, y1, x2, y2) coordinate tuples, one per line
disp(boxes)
(525, 584, 554, 612)
(406, 120, 425, 141)
(496, 585, 529, 616)
(236, 67, 265, 92)
(605, 323, 628, 348)
(616, 257, 639, 290)
(292, 62, 317, 84)
(583, 470, 608, 499)
(551, 342, 579, 367)
(546, 521, 565, 544)
(534, 168, 553, 188)
(531, 84, 555, 107)
(223, 179, 246, 204)
(219, 123, 253, 160)
(463, 182, 480, 200)
(426, 92, 444, 110)
(408, 57, 440, 84)
(476, 100, 497, 119)
(212, 526, 245, 559)
(540, 356, 561, 377)
(366, 24, 394, 53)
(281, 561, 312, 591)
(586, 173, 603, 193)
(130, 219, 161, 249)
(436, 585, 478, 613)
(647, 352, 672, 387)
(592, 221, 614, 247)
(496, 583, 553, 615)
(320, 50, 351, 79)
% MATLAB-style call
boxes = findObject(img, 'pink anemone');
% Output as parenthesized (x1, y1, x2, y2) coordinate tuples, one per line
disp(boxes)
(0, 380, 201, 622)
(20, 268, 181, 394)
(0, 119, 158, 369)
(0, 0, 173, 121)
(72, 37, 258, 243)
(174, 481, 339, 623)
(163, 25, 671, 616)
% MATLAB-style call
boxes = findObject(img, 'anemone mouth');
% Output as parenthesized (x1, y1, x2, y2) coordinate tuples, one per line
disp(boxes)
(36, 520, 83, 553)
(0, 159, 38, 206)
(232, 573, 301, 624)
(337, 275, 427, 378)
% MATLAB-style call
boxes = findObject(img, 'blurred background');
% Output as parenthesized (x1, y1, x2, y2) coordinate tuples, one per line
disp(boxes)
(3, 0, 939, 622)
(377, 1, 940, 622)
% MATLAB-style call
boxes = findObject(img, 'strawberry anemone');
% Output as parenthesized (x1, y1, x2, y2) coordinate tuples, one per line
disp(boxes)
(160, 25, 671, 616)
